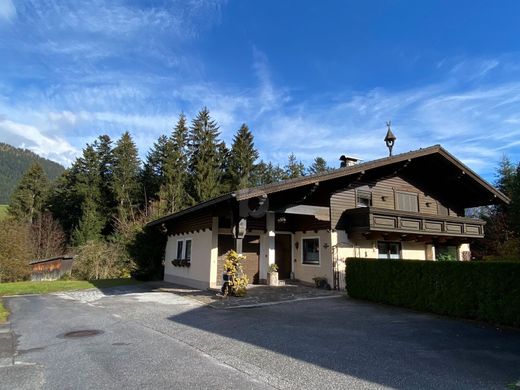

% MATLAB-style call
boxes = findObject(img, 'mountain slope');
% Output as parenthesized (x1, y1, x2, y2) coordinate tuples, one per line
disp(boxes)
(0, 143, 65, 204)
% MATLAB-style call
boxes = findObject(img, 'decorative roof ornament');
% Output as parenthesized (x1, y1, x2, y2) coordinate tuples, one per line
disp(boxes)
(384, 121, 397, 156)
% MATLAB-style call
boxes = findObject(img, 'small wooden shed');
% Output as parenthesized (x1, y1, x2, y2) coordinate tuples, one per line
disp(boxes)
(30, 256, 75, 281)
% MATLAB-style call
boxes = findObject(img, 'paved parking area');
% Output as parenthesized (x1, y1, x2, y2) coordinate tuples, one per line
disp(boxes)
(1, 284, 520, 389)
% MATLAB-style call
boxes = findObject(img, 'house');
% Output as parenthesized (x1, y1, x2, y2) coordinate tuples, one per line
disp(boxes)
(148, 144, 509, 290)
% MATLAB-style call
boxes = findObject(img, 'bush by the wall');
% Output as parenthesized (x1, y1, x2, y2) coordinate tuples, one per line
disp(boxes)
(127, 225, 166, 281)
(345, 258, 520, 327)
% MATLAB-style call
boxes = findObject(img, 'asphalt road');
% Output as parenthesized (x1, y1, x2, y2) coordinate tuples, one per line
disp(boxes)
(2, 285, 520, 390)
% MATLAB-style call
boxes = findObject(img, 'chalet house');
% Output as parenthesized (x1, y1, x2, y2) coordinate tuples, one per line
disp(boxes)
(148, 144, 509, 290)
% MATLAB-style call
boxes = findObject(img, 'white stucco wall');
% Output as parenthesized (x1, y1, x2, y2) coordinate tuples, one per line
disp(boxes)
(164, 228, 216, 289)
(293, 230, 333, 285)
(401, 242, 427, 260)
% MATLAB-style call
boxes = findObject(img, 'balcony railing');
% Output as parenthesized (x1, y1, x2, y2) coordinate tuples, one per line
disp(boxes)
(343, 207, 485, 238)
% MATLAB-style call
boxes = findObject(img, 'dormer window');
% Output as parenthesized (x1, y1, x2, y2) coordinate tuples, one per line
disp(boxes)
(357, 190, 372, 207)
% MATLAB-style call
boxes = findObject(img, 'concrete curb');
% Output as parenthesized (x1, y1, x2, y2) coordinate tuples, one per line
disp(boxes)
(211, 294, 343, 310)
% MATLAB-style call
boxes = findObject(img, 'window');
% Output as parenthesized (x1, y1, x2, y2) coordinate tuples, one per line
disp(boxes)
(185, 239, 192, 260)
(176, 240, 184, 260)
(378, 242, 401, 260)
(357, 190, 372, 207)
(175, 238, 192, 260)
(436, 245, 458, 261)
(396, 192, 419, 212)
(302, 238, 320, 265)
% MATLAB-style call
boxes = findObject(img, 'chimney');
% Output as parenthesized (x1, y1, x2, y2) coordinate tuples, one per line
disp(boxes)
(339, 155, 359, 168)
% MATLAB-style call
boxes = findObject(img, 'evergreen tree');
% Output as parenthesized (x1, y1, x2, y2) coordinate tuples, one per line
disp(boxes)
(72, 197, 104, 245)
(510, 163, 520, 236)
(227, 124, 259, 190)
(66, 144, 105, 242)
(285, 153, 305, 179)
(188, 108, 224, 203)
(472, 156, 519, 259)
(112, 132, 141, 221)
(307, 157, 330, 175)
(8, 163, 49, 223)
(496, 156, 516, 196)
(160, 113, 189, 214)
(251, 160, 286, 186)
(142, 134, 168, 204)
(94, 135, 116, 217)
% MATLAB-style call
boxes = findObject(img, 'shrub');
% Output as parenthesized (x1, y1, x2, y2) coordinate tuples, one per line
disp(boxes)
(72, 240, 134, 280)
(127, 225, 166, 281)
(345, 258, 520, 327)
(223, 250, 249, 297)
(0, 219, 31, 282)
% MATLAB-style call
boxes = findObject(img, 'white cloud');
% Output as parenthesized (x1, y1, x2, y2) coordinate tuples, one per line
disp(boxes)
(0, 0, 16, 22)
(0, 118, 78, 166)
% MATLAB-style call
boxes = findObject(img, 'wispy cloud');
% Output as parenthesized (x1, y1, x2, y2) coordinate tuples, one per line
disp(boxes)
(0, 1, 518, 184)
(0, 0, 16, 22)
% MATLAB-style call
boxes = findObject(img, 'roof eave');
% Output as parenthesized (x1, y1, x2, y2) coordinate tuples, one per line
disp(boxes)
(146, 193, 235, 228)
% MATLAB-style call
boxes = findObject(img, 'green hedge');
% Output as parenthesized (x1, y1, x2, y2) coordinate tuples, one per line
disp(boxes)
(345, 258, 520, 327)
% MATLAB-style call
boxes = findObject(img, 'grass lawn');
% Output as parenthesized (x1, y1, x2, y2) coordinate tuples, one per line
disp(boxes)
(0, 204, 8, 220)
(0, 278, 142, 297)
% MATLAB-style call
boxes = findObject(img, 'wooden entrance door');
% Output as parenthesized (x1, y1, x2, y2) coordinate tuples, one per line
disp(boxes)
(275, 234, 292, 279)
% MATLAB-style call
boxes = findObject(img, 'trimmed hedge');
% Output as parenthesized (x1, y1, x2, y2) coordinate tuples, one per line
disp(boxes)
(345, 258, 520, 327)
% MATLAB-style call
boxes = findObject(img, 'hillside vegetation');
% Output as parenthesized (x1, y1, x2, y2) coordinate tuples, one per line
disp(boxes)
(0, 205, 7, 220)
(0, 143, 64, 203)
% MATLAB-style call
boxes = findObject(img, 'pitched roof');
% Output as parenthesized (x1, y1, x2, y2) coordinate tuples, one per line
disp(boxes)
(148, 144, 509, 227)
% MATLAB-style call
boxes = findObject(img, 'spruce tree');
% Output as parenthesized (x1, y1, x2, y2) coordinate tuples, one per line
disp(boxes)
(112, 132, 141, 221)
(72, 197, 104, 245)
(307, 157, 330, 175)
(285, 153, 305, 179)
(8, 162, 49, 223)
(227, 124, 259, 190)
(188, 108, 224, 203)
(94, 135, 116, 216)
(68, 144, 105, 242)
(160, 113, 189, 214)
(251, 160, 286, 186)
(142, 134, 168, 204)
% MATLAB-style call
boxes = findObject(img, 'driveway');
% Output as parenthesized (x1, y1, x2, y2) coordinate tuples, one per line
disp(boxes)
(1, 284, 520, 389)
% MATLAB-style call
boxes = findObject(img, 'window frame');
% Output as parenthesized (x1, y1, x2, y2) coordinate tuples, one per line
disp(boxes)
(175, 238, 193, 260)
(301, 237, 321, 266)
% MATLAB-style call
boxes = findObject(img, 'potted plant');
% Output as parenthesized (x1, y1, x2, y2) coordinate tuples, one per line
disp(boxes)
(267, 263, 279, 286)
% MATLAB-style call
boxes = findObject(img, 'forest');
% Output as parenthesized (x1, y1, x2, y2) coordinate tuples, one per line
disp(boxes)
(0, 107, 519, 283)
(0, 108, 331, 282)
(0, 142, 64, 204)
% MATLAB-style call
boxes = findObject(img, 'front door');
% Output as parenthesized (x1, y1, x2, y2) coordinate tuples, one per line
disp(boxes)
(275, 234, 292, 279)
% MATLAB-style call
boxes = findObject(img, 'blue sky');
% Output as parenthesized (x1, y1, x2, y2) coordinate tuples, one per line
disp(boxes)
(1, 0, 520, 182)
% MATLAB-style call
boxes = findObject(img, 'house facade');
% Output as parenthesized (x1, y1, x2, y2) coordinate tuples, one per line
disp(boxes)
(148, 145, 508, 290)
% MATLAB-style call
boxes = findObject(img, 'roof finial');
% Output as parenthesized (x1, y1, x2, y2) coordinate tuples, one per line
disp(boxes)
(384, 121, 397, 157)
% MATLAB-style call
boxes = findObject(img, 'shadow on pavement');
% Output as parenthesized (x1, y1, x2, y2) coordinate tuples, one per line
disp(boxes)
(166, 296, 520, 389)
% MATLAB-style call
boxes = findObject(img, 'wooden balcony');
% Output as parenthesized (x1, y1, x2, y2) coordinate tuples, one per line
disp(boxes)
(343, 207, 485, 238)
